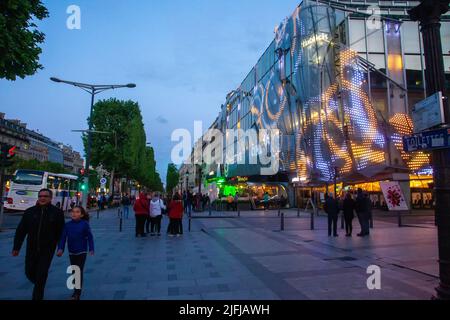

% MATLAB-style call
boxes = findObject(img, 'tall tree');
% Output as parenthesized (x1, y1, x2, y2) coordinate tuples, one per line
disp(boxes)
(166, 163, 179, 196)
(86, 98, 162, 191)
(0, 0, 49, 80)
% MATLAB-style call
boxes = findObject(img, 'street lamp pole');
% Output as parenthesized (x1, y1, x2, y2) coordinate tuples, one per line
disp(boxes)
(51, 77, 136, 208)
(409, 0, 450, 300)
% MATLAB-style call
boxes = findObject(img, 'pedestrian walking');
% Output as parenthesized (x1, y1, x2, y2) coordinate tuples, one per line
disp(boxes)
(355, 188, 370, 237)
(263, 192, 269, 210)
(149, 192, 166, 236)
(343, 193, 355, 237)
(12, 189, 66, 300)
(121, 193, 131, 219)
(168, 193, 184, 237)
(56, 206, 94, 300)
(186, 191, 193, 215)
(324, 193, 339, 237)
(133, 192, 149, 237)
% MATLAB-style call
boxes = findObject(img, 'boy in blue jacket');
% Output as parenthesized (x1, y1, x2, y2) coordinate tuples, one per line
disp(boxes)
(57, 206, 94, 300)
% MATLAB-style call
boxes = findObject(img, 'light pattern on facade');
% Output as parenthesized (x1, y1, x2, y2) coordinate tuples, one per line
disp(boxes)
(225, 0, 430, 182)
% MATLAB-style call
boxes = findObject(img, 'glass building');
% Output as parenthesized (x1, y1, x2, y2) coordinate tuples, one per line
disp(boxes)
(203, 0, 450, 210)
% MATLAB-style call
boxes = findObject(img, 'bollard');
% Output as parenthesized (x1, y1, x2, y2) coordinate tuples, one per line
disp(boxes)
(280, 212, 285, 231)
(209, 203, 212, 216)
(297, 206, 300, 218)
(278, 206, 281, 217)
(398, 211, 402, 227)
(310, 211, 315, 230)
(119, 209, 123, 232)
(341, 213, 345, 229)
(97, 209, 99, 219)
(370, 215, 374, 229)
(188, 212, 192, 232)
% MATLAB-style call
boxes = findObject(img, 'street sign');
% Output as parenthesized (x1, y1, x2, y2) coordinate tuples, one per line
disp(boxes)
(412, 91, 445, 133)
(100, 177, 107, 185)
(403, 127, 450, 152)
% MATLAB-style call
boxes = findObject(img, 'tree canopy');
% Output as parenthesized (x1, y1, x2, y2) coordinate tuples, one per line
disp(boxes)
(6, 158, 68, 175)
(166, 163, 179, 196)
(0, 0, 49, 80)
(85, 98, 162, 191)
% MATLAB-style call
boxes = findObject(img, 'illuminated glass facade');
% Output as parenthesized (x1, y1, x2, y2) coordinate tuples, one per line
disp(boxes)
(209, 0, 450, 206)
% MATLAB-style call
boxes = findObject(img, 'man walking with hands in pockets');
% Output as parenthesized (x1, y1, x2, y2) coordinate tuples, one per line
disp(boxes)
(12, 188, 65, 300)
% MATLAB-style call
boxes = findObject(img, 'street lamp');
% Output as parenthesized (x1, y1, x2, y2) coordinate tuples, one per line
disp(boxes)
(52, 77, 136, 208)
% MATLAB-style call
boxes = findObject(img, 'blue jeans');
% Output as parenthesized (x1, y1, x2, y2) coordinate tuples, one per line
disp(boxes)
(123, 205, 130, 219)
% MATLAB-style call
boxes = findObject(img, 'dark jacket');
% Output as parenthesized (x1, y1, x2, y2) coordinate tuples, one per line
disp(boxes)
(58, 219, 94, 255)
(355, 194, 369, 214)
(13, 204, 65, 254)
(343, 198, 355, 219)
(121, 196, 131, 206)
(324, 197, 339, 216)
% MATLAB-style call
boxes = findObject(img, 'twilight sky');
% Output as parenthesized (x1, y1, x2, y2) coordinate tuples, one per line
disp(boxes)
(0, 0, 300, 184)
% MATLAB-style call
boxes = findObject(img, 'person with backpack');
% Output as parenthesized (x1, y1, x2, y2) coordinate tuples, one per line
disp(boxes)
(56, 206, 94, 300)
(149, 192, 166, 236)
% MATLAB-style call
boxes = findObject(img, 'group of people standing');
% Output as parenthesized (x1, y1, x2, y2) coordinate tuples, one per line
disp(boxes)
(182, 190, 210, 213)
(133, 191, 184, 238)
(324, 188, 372, 237)
(12, 188, 94, 300)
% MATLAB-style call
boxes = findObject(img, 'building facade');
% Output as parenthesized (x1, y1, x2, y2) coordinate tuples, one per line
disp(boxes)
(0, 113, 83, 174)
(0, 113, 30, 159)
(197, 0, 450, 210)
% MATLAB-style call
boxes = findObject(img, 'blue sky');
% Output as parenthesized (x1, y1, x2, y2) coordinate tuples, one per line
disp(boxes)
(0, 0, 300, 184)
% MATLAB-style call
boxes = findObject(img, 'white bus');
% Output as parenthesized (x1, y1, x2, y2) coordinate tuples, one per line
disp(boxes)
(5, 169, 80, 212)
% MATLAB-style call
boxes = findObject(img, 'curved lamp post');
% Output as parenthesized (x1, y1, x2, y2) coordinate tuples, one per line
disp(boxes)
(51, 77, 136, 208)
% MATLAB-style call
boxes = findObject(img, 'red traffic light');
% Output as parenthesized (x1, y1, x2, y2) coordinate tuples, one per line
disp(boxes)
(8, 146, 16, 158)
(80, 168, 85, 176)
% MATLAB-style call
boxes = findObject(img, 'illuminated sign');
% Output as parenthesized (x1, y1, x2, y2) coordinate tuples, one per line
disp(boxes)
(301, 33, 330, 48)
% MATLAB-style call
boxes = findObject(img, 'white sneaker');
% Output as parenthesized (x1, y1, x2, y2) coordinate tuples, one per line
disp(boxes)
(176, 234, 181, 237)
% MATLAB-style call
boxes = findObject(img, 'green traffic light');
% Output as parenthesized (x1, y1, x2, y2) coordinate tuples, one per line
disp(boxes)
(80, 184, 87, 191)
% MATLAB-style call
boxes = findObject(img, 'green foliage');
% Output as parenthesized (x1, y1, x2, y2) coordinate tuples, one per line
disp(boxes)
(7, 157, 69, 175)
(86, 98, 163, 191)
(0, 0, 49, 80)
(166, 163, 179, 195)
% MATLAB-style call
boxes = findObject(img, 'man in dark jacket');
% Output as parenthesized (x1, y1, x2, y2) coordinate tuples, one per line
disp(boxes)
(324, 193, 339, 237)
(12, 188, 65, 300)
(355, 188, 370, 237)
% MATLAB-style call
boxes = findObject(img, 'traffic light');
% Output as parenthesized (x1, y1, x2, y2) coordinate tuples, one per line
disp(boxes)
(0, 143, 16, 167)
(80, 183, 87, 191)
(79, 168, 85, 176)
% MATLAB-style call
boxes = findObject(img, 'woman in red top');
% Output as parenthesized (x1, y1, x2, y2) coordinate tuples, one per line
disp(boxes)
(168, 193, 184, 237)
(133, 192, 149, 237)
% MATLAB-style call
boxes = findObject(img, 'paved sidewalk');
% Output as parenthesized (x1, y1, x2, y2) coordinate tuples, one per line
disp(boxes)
(0, 208, 439, 300)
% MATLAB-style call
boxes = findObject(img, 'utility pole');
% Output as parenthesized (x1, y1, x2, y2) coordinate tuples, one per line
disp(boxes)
(0, 144, 16, 231)
(409, 0, 450, 300)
